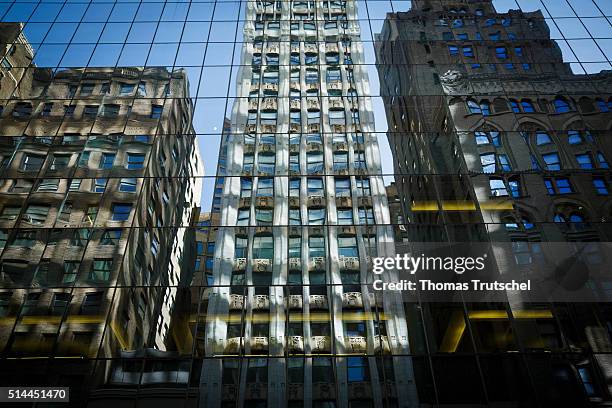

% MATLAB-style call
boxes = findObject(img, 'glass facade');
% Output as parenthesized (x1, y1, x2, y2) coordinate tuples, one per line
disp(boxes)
(0, 0, 610, 407)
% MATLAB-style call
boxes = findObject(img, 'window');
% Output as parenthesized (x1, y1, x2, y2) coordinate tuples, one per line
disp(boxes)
(568, 130, 583, 145)
(100, 104, 120, 117)
(22, 154, 45, 171)
(467, 99, 481, 114)
(100, 153, 115, 169)
(307, 153, 324, 174)
(64, 105, 76, 117)
(41, 102, 53, 116)
(489, 178, 508, 197)
(542, 153, 561, 171)
(255, 209, 273, 225)
(596, 98, 609, 112)
(237, 209, 250, 226)
(126, 153, 145, 169)
(356, 178, 370, 196)
(119, 178, 137, 192)
(151, 105, 163, 119)
(151, 236, 159, 257)
(24, 205, 49, 225)
(333, 152, 348, 171)
(308, 208, 325, 225)
(78, 151, 91, 167)
(480, 100, 491, 116)
(63, 262, 79, 283)
(338, 236, 358, 258)
(51, 293, 71, 315)
(448, 45, 459, 56)
(101, 229, 122, 245)
(353, 151, 366, 170)
(89, 259, 112, 281)
(137, 81, 146, 96)
(544, 178, 573, 195)
(335, 178, 351, 197)
(11, 179, 33, 193)
(337, 209, 353, 225)
(253, 235, 273, 259)
(83, 206, 98, 225)
(462, 46, 474, 57)
(535, 131, 552, 146)
(289, 178, 300, 197)
(49, 154, 70, 171)
(81, 292, 103, 314)
(597, 152, 609, 168)
(289, 209, 301, 225)
(347, 357, 369, 382)
(358, 208, 375, 225)
(495, 47, 507, 59)
(257, 178, 274, 197)
(508, 177, 521, 197)
(593, 177, 609, 195)
(576, 154, 593, 169)
(0, 207, 20, 221)
(93, 178, 106, 193)
(258, 153, 276, 174)
(119, 83, 134, 95)
(111, 203, 132, 221)
(308, 178, 324, 196)
(240, 178, 252, 197)
(480, 153, 496, 173)
(11, 230, 36, 247)
(475, 130, 500, 146)
(83, 105, 99, 118)
(521, 99, 534, 112)
(554, 97, 572, 113)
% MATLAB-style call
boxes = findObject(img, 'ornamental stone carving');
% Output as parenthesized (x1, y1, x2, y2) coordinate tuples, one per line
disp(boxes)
(440, 70, 471, 95)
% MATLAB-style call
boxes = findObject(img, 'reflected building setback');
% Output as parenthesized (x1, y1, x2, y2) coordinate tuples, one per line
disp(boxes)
(376, 0, 612, 405)
(0, 22, 203, 403)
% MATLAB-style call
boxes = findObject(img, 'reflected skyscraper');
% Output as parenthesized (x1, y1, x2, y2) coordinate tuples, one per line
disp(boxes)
(376, 0, 612, 405)
(198, 0, 417, 407)
(0, 22, 202, 401)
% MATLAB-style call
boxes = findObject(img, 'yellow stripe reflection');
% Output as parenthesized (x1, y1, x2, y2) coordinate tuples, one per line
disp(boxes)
(411, 201, 514, 212)
(440, 309, 553, 353)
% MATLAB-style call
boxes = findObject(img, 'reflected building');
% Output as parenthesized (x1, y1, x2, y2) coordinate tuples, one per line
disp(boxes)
(198, 0, 418, 407)
(0, 22, 202, 401)
(376, 0, 612, 405)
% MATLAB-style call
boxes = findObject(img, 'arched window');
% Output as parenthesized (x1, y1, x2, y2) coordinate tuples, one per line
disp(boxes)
(493, 98, 509, 113)
(578, 97, 596, 113)
(509, 99, 520, 113)
(553, 213, 567, 224)
(467, 99, 481, 114)
(554, 97, 572, 113)
(474, 125, 501, 146)
(535, 130, 552, 145)
(521, 99, 535, 113)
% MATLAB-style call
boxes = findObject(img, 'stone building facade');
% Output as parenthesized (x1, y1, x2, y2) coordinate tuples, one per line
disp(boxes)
(0, 23, 202, 399)
(376, 0, 612, 405)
